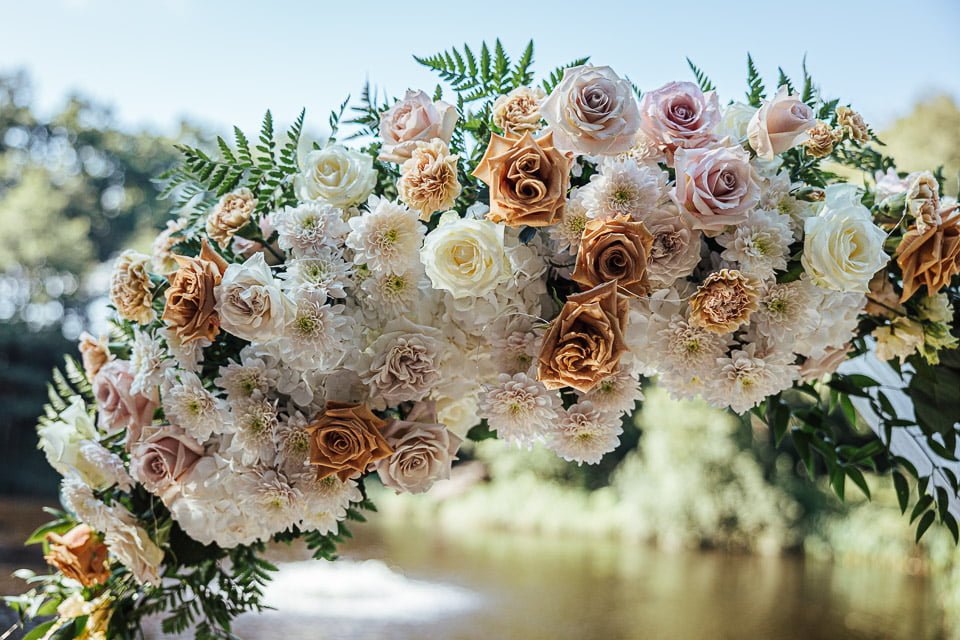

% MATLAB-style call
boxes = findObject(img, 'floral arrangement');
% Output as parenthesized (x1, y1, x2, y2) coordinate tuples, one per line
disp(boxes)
(8, 41, 960, 639)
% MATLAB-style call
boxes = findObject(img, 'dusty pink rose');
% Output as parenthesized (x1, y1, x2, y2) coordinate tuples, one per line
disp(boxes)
(747, 86, 816, 160)
(671, 144, 760, 235)
(92, 360, 156, 442)
(376, 402, 462, 494)
(638, 81, 719, 155)
(130, 425, 205, 499)
(378, 90, 458, 164)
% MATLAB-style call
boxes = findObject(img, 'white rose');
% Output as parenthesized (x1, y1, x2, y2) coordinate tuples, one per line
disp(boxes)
(715, 102, 757, 143)
(38, 397, 97, 476)
(801, 184, 889, 293)
(295, 145, 376, 208)
(436, 393, 480, 438)
(420, 211, 509, 298)
(215, 253, 293, 341)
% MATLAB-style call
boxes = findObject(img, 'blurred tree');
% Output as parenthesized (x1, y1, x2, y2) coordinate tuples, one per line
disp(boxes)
(881, 94, 960, 197)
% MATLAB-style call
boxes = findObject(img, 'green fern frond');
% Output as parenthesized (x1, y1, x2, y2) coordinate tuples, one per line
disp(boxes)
(686, 58, 715, 93)
(541, 57, 589, 94)
(800, 56, 817, 106)
(776, 67, 796, 95)
(746, 53, 766, 107)
(511, 40, 535, 87)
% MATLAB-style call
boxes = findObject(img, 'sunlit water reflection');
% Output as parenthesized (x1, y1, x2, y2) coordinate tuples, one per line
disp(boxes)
(213, 524, 942, 640)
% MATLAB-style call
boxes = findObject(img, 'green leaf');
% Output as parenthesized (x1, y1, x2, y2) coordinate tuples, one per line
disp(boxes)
(911, 494, 933, 523)
(23, 621, 57, 640)
(745, 53, 766, 108)
(846, 467, 871, 499)
(916, 509, 936, 542)
(686, 58, 715, 93)
(893, 471, 910, 514)
(25, 517, 74, 545)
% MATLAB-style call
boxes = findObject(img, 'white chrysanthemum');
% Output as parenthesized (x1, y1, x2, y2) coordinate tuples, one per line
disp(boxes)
(652, 316, 731, 377)
(491, 323, 541, 376)
(717, 209, 794, 281)
(280, 249, 354, 299)
(479, 372, 561, 447)
(159, 327, 209, 374)
(277, 292, 352, 372)
(546, 402, 623, 465)
(247, 469, 303, 533)
(225, 398, 279, 466)
(578, 368, 644, 416)
(657, 369, 711, 403)
(757, 170, 792, 209)
(272, 202, 350, 257)
(775, 194, 818, 237)
(359, 267, 424, 317)
(162, 370, 226, 441)
(794, 277, 866, 357)
(295, 474, 362, 535)
(706, 342, 798, 413)
(548, 187, 589, 254)
(129, 329, 172, 401)
(275, 411, 312, 477)
(581, 157, 667, 219)
(752, 281, 814, 347)
(215, 353, 277, 403)
(346, 196, 425, 274)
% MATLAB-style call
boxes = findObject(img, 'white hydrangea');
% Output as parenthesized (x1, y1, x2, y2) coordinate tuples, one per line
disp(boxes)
(794, 278, 866, 357)
(717, 209, 794, 281)
(346, 196, 425, 274)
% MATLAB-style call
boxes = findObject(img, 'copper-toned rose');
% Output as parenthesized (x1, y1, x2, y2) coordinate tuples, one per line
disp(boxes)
(895, 208, 960, 302)
(572, 215, 654, 296)
(690, 269, 759, 334)
(45, 524, 110, 587)
(306, 401, 394, 482)
(537, 280, 629, 393)
(162, 239, 228, 344)
(472, 131, 574, 227)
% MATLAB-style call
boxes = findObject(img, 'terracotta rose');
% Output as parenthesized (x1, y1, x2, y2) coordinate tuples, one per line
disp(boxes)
(306, 401, 394, 482)
(45, 524, 110, 587)
(472, 131, 574, 227)
(895, 207, 960, 302)
(572, 215, 654, 296)
(537, 280, 629, 393)
(162, 239, 228, 344)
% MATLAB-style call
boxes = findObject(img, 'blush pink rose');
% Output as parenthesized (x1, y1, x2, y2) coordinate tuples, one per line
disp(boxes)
(378, 90, 458, 164)
(130, 425, 205, 499)
(376, 402, 462, 494)
(639, 81, 720, 155)
(92, 360, 156, 442)
(747, 86, 816, 159)
(671, 144, 760, 235)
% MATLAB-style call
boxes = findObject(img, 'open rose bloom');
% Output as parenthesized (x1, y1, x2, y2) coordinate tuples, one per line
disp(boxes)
(22, 42, 960, 639)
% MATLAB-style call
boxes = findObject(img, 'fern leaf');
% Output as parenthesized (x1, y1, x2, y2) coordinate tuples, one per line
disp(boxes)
(746, 53, 766, 108)
(686, 58, 715, 93)
(541, 57, 589, 94)
(776, 67, 796, 95)
(511, 40, 535, 88)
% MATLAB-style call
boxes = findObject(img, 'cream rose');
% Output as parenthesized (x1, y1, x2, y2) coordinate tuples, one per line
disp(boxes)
(378, 89, 458, 164)
(802, 184, 889, 293)
(38, 397, 97, 475)
(747, 86, 816, 160)
(541, 64, 641, 156)
(295, 145, 376, 208)
(215, 253, 293, 341)
(420, 211, 509, 298)
(715, 102, 757, 143)
(671, 144, 760, 234)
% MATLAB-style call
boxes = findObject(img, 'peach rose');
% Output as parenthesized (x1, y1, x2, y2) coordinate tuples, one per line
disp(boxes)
(162, 239, 228, 344)
(130, 425, 205, 499)
(206, 188, 256, 249)
(109, 250, 155, 325)
(45, 524, 110, 587)
(93, 359, 156, 441)
(638, 81, 719, 154)
(671, 144, 760, 235)
(78, 332, 111, 380)
(895, 207, 960, 302)
(690, 269, 759, 334)
(472, 131, 574, 227)
(747, 86, 816, 159)
(378, 90, 458, 164)
(572, 215, 654, 296)
(537, 280, 629, 393)
(306, 401, 393, 482)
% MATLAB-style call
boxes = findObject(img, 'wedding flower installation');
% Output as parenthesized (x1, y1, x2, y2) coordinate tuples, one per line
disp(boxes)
(8, 41, 960, 639)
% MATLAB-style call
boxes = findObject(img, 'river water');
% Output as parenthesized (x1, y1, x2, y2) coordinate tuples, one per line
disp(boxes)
(1, 500, 945, 639)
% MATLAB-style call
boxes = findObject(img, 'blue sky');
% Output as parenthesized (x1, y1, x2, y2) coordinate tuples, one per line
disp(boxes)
(2, 0, 958, 136)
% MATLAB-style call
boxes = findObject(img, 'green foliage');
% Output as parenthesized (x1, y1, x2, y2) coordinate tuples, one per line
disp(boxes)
(745, 53, 766, 108)
(686, 58, 715, 93)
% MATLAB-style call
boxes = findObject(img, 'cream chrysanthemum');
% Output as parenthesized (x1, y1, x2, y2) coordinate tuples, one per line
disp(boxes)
(706, 343, 797, 413)
(272, 202, 350, 257)
(346, 196, 425, 274)
(295, 474, 363, 535)
(277, 292, 352, 372)
(548, 187, 590, 255)
(717, 209, 794, 282)
(546, 402, 623, 465)
(162, 370, 225, 442)
(479, 372, 561, 447)
(581, 158, 667, 220)
(280, 249, 354, 299)
(653, 316, 730, 377)
(225, 398, 279, 466)
(578, 368, 644, 416)
(129, 329, 172, 401)
(215, 353, 277, 403)
(752, 281, 813, 347)
(274, 411, 312, 477)
(359, 268, 424, 316)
